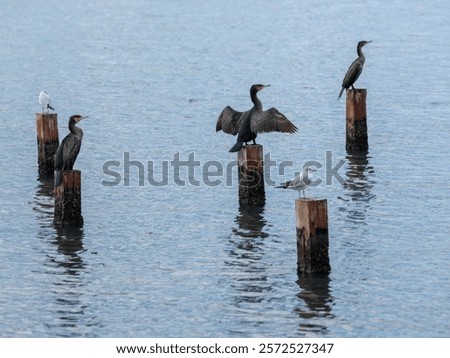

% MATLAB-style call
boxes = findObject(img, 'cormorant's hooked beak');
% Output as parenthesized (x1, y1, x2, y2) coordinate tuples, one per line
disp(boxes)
(80, 116, 89, 120)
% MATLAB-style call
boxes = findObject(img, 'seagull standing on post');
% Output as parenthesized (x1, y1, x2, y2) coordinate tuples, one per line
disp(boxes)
(275, 167, 316, 198)
(39, 90, 55, 113)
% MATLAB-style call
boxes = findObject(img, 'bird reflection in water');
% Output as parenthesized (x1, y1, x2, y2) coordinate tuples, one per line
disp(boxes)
(295, 274, 334, 335)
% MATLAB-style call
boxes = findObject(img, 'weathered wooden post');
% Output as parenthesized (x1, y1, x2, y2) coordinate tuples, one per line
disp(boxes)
(36, 113, 59, 176)
(296, 198, 330, 274)
(346, 89, 368, 152)
(54, 170, 83, 226)
(237, 144, 265, 206)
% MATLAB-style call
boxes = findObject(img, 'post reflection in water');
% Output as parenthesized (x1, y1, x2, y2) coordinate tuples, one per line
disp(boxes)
(232, 205, 269, 239)
(338, 151, 376, 224)
(49, 225, 88, 335)
(54, 225, 85, 274)
(33, 176, 94, 337)
(295, 274, 334, 336)
(225, 206, 271, 307)
(33, 175, 55, 228)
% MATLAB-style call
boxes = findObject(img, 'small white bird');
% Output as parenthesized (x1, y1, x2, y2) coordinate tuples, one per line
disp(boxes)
(39, 90, 55, 113)
(275, 167, 316, 198)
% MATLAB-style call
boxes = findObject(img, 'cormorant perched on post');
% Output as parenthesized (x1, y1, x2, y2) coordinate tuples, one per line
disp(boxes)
(216, 84, 298, 152)
(54, 115, 88, 187)
(39, 90, 55, 113)
(338, 41, 372, 100)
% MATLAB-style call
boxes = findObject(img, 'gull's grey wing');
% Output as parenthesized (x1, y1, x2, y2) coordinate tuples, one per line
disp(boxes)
(250, 107, 298, 134)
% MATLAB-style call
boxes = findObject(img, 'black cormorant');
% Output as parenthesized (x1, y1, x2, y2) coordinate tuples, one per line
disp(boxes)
(54, 115, 88, 187)
(338, 40, 372, 100)
(216, 84, 297, 152)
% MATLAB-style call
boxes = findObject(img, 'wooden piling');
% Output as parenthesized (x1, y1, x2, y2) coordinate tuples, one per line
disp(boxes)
(296, 198, 330, 274)
(346, 89, 368, 152)
(54, 170, 83, 226)
(237, 144, 265, 206)
(36, 113, 59, 176)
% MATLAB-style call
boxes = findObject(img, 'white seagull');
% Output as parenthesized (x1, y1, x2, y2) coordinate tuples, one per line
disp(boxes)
(275, 167, 316, 198)
(39, 90, 55, 113)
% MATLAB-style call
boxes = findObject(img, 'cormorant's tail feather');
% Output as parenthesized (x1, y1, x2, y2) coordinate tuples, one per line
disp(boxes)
(275, 185, 287, 189)
(337, 87, 345, 100)
(229, 141, 244, 153)
(54, 170, 62, 188)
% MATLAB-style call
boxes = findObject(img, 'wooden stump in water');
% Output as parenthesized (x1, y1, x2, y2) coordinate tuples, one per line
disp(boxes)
(346, 89, 368, 152)
(54, 170, 83, 226)
(238, 144, 265, 206)
(296, 198, 330, 274)
(36, 113, 59, 176)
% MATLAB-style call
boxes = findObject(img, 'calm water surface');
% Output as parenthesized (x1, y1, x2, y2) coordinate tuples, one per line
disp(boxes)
(0, 0, 449, 337)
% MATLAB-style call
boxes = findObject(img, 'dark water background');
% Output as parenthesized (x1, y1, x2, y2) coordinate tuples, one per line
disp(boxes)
(0, 0, 449, 337)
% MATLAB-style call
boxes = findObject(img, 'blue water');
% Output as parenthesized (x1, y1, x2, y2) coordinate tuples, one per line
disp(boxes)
(0, 0, 449, 337)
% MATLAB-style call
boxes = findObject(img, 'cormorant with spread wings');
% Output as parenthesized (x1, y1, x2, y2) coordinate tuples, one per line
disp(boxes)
(216, 84, 297, 152)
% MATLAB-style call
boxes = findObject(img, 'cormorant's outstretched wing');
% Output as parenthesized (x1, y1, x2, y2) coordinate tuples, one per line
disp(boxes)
(250, 108, 298, 134)
(216, 106, 244, 135)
